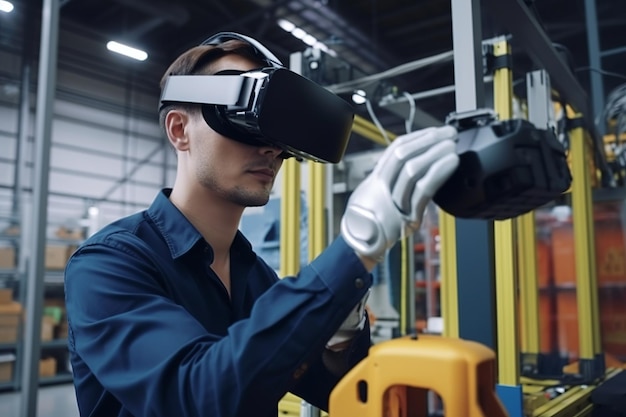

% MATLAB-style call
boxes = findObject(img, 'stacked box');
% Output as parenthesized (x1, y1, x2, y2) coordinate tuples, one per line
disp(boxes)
(41, 316, 56, 342)
(45, 245, 70, 270)
(39, 357, 56, 378)
(0, 302, 22, 344)
(55, 226, 84, 241)
(0, 288, 13, 304)
(0, 247, 15, 269)
(0, 353, 16, 383)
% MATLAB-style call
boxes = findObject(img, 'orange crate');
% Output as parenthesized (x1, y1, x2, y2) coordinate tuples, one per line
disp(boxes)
(550, 211, 626, 286)
(539, 292, 557, 353)
(518, 290, 557, 353)
(555, 291, 579, 360)
(555, 287, 626, 361)
(551, 225, 576, 285)
(536, 238, 552, 288)
(598, 287, 626, 359)
(595, 218, 626, 285)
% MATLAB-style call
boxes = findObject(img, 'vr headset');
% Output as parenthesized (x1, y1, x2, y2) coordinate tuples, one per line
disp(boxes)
(159, 32, 355, 163)
(433, 109, 572, 220)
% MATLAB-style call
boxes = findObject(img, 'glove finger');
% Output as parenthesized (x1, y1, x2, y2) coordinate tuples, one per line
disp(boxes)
(391, 139, 458, 214)
(417, 145, 460, 198)
(374, 126, 457, 187)
(408, 151, 460, 222)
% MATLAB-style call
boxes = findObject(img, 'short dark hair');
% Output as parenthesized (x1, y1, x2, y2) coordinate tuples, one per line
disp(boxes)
(158, 39, 267, 131)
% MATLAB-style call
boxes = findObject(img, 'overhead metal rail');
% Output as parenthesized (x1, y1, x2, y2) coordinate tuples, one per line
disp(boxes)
(482, 0, 613, 186)
(325, 50, 454, 95)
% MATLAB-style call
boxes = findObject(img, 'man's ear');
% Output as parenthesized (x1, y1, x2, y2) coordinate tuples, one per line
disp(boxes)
(165, 110, 190, 151)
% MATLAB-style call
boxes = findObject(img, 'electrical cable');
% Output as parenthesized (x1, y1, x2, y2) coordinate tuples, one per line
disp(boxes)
(326, 50, 454, 95)
(365, 98, 391, 145)
(402, 91, 416, 133)
(576, 67, 626, 82)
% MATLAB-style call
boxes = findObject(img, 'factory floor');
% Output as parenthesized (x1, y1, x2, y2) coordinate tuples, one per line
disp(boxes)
(0, 383, 79, 417)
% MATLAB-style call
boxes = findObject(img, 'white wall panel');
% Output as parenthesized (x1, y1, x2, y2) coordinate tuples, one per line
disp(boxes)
(52, 118, 128, 155)
(49, 171, 119, 200)
(50, 146, 124, 175)
(0, 36, 176, 236)
(129, 160, 167, 183)
(105, 184, 159, 207)
(0, 161, 14, 186)
(0, 104, 18, 131)
(0, 136, 17, 161)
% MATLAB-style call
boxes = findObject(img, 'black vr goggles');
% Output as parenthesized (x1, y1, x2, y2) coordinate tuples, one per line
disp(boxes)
(160, 32, 355, 163)
(433, 109, 572, 220)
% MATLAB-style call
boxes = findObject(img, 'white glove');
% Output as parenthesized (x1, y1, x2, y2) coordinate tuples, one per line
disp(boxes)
(326, 289, 371, 350)
(340, 126, 460, 261)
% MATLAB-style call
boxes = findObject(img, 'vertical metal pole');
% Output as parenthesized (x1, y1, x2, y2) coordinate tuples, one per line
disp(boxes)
(449, 0, 497, 349)
(19, 0, 59, 416)
(491, 38, 524, 417)
(584, 0, 605, 136)
(308, 161, 326, 261)
(492, 40, 519, 385)
(12, 66, 30, 224)
(286, 51, 318, 417)
(15, 66, 31, 276)
(569, 117, 604, 380)
(522, 70, 552, 365)
(451, 0, 485, 112)
(399, 236, 416, 337)
(281, 53, 303, 279)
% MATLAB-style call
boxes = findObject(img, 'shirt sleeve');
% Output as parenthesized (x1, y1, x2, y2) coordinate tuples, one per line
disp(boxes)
(65, 233, 372, 417)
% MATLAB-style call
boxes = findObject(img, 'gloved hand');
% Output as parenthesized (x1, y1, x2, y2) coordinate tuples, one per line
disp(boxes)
(340, 125, 460, 261)
(326, 289, 371, 350)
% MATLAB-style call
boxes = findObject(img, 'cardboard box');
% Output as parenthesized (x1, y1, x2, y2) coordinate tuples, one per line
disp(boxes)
(55, 226, 84, 241)
(0, 247, 15, 269)
(45, 245, 70, 270)
(39, 357, 56, 378)
(0, 302, 23, 343)
(0, 288, 13, 304)
(56, 321, 69, 340)
(1, 225, 19, 236)
(0, 353, 16, 383)
(41, 315, 55, 341)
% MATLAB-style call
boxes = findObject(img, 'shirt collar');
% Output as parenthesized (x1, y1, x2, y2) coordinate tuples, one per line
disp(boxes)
(147, 188, 255, 262)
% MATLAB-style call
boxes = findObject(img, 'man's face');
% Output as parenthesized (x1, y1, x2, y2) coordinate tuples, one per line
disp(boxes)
(184, 54, 284, 208)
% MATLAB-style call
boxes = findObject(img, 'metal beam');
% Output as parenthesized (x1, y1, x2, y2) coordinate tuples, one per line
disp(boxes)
(481, 0, 591, 128)
(584, 0, 605, 136)
(449, 0, 497, 351)
(20, 0, 60, 416)
(482, 0, 613, 185)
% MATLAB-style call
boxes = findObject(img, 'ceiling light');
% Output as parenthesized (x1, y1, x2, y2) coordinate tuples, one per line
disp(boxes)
(291, 28, 306, 40)
(0, 1, 14, 13)
(276, 20, 336, 57)
(303, 34, 317, 46)
(106, 41, 148, 61)
(278, 18, 296, 33)
(352, 89, 367, 105)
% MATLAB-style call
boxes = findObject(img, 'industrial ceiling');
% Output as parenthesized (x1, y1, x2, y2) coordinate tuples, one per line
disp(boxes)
(2, 0, 625, 145)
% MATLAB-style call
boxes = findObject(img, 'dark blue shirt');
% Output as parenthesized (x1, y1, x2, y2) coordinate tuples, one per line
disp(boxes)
(64, 189, 372, 417)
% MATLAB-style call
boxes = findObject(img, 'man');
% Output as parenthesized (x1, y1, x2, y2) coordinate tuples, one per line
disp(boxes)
(64, 32, 459, 417)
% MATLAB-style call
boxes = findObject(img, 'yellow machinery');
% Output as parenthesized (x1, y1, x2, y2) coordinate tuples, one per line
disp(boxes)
(276, 0, 624, 414)
(329, 335, 508, 417)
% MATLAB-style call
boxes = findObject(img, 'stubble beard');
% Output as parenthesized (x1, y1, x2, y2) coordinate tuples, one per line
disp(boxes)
(229, 185, 272, 207)
(202, 175, 273, 207)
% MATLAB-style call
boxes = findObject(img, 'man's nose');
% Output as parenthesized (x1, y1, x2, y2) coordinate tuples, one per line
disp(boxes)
(259, 144, 283, 158)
